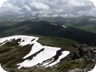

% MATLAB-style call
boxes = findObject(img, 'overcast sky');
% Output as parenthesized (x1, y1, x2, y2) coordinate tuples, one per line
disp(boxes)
(0, 0, 96, 17)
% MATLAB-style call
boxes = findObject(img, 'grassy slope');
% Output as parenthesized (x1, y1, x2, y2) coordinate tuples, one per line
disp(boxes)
(66, 24, 96, 33)
(0, 36, 83, 72)
(0, 20, 96, 46)
(0, 42, 32, 71)
(64, 19, 96, 33)
(38, 36, 80, 47)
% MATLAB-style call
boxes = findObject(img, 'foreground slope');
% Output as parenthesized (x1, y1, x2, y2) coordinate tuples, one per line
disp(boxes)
(0, 35, 96, 72)
(0, 35, 70, 72)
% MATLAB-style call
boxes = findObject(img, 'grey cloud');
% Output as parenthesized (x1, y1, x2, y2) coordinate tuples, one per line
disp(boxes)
(0, 0, 96, 17)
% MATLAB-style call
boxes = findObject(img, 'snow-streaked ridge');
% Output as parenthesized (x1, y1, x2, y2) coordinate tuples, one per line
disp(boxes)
(0, 35, 38, 46)
(0, 35, 70, 69)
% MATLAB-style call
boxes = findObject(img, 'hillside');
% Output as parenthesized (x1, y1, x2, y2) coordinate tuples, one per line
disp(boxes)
(0, 35, 69, 71)
(0, 20, 96, 46)
(0, 35, 95, 72)
(56, 18, 96, 33)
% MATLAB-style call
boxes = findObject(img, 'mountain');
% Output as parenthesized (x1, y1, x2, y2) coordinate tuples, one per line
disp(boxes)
(56, 17, 96, 33)
(41, 16, 96, 33)
(0, 35, 69, 71)
(0, 35, 95, 72)
(0, 0, 96, 72)
(0, 20, 96, 46)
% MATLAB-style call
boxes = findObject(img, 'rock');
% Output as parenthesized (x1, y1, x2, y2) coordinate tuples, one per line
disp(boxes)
(68, 68, 87, 72)
(72, 44, 96, 62)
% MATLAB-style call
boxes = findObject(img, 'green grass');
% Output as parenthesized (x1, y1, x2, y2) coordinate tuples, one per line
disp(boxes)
(0, 43, 32, 69)
(65, 23, 96, 33)
(79, 25, 96, 33)
(0, 36, 90, 72)
(7, 59, 89, 72)
(57, 59, 88, 72)
(38, 36, 80, 48)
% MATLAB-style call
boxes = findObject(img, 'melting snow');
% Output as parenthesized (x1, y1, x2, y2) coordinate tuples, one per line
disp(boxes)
(23, 42, 44, 59)
(0, 64, 7, 72)
(0, 35, 70, 69)
(0, 35, 38, 46)
(62, 25, 67, 28)
(44, 51, 70, 67)
(18, 45, 62, 69)
(17, 42, 69, 69)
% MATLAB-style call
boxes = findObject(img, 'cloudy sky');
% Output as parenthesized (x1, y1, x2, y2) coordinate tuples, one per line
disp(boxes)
(0, 0, 96, 17)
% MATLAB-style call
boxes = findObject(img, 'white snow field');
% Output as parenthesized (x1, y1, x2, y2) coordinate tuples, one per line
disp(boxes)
(0, 35, 95, 72)
(0, 35, 70, 69)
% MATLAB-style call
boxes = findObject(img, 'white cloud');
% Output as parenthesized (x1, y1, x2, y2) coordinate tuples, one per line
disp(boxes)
(0, 2, 22, 14)
(30, 1, 50, 10)
(68, 0, 86, 6)
(0, 0, 96, 17)
(23, 5, 31, 11)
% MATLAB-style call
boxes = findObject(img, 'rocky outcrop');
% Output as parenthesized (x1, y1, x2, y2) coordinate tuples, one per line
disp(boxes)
(70, 44, 96, 72)
(72, 44, 96, 62)
(68, 68, 87, 72)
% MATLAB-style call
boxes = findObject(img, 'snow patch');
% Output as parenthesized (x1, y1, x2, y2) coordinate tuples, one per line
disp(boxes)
(17, 42, 69, 69)
(0, 35, 70, 69)
(62, 25, 67, 28)
(0, 35, 38, 46)
(23, 42, 44, 59)
(51, 23, 57, 26)
(44, 51, 70, 67)
(17, 44, 62, 69)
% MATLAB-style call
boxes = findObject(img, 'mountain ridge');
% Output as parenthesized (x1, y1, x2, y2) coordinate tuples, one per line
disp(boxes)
(0, 35, 70, 72)
(0, 20, 96, 46)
